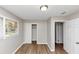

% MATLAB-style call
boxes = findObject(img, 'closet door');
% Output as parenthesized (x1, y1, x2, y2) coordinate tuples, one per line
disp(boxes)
(24, 23, 32, 43)
(70, 18, 79, 54)
(64, 18, 79, 54)
(0, 17, 4, 39)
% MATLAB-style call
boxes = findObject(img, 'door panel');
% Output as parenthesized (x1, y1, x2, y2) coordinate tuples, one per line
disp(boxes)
(64, 18, 79, 54)
(70, 19, 79, 54)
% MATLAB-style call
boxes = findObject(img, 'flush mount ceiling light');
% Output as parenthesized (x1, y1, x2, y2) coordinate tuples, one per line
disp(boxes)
(40, 5, 48, 11)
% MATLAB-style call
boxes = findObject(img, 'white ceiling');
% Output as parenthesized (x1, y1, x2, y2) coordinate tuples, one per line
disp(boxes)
(1, 5, 79, 20)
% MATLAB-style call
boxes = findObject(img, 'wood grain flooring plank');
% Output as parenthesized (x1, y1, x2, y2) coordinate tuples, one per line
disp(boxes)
(16, 44, 67, 54)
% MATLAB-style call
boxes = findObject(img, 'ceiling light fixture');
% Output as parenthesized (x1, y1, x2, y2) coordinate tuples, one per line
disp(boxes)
(40, 5, 48, 11)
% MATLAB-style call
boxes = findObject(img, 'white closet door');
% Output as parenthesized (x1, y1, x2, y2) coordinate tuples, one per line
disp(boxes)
(0, 17, 4, 39)
(64, 18, 79, 54)
(24, 23, 32, 43)
(70, 18, 79, 54)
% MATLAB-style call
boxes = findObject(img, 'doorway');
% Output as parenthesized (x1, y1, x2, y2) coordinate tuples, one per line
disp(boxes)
(55, 22, 64, 50)
(32, 24, 37, 44)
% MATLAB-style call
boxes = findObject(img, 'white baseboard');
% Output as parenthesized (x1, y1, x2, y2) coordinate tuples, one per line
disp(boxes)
(63, 47, 69, 54)
(23, 41, 32, 44)
(47, 44, 55, 51)
(12, 42, 24, 54)
(23, 42, 32, 44)
(37, 42, 48, 44)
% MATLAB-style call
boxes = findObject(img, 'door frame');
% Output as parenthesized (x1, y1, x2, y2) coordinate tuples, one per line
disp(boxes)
(53, 20, 65, 51)
(55, 22, 63, 44)
(31, 23, 38, 44)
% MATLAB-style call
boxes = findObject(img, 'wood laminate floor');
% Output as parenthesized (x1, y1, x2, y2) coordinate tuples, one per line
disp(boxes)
(16, 43, 67, 54)
(55, 43, 67, 54)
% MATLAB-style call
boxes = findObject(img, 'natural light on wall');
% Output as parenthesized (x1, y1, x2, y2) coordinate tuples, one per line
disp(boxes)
(0, 15, 19, 39)
(5, 18, 18, 38)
